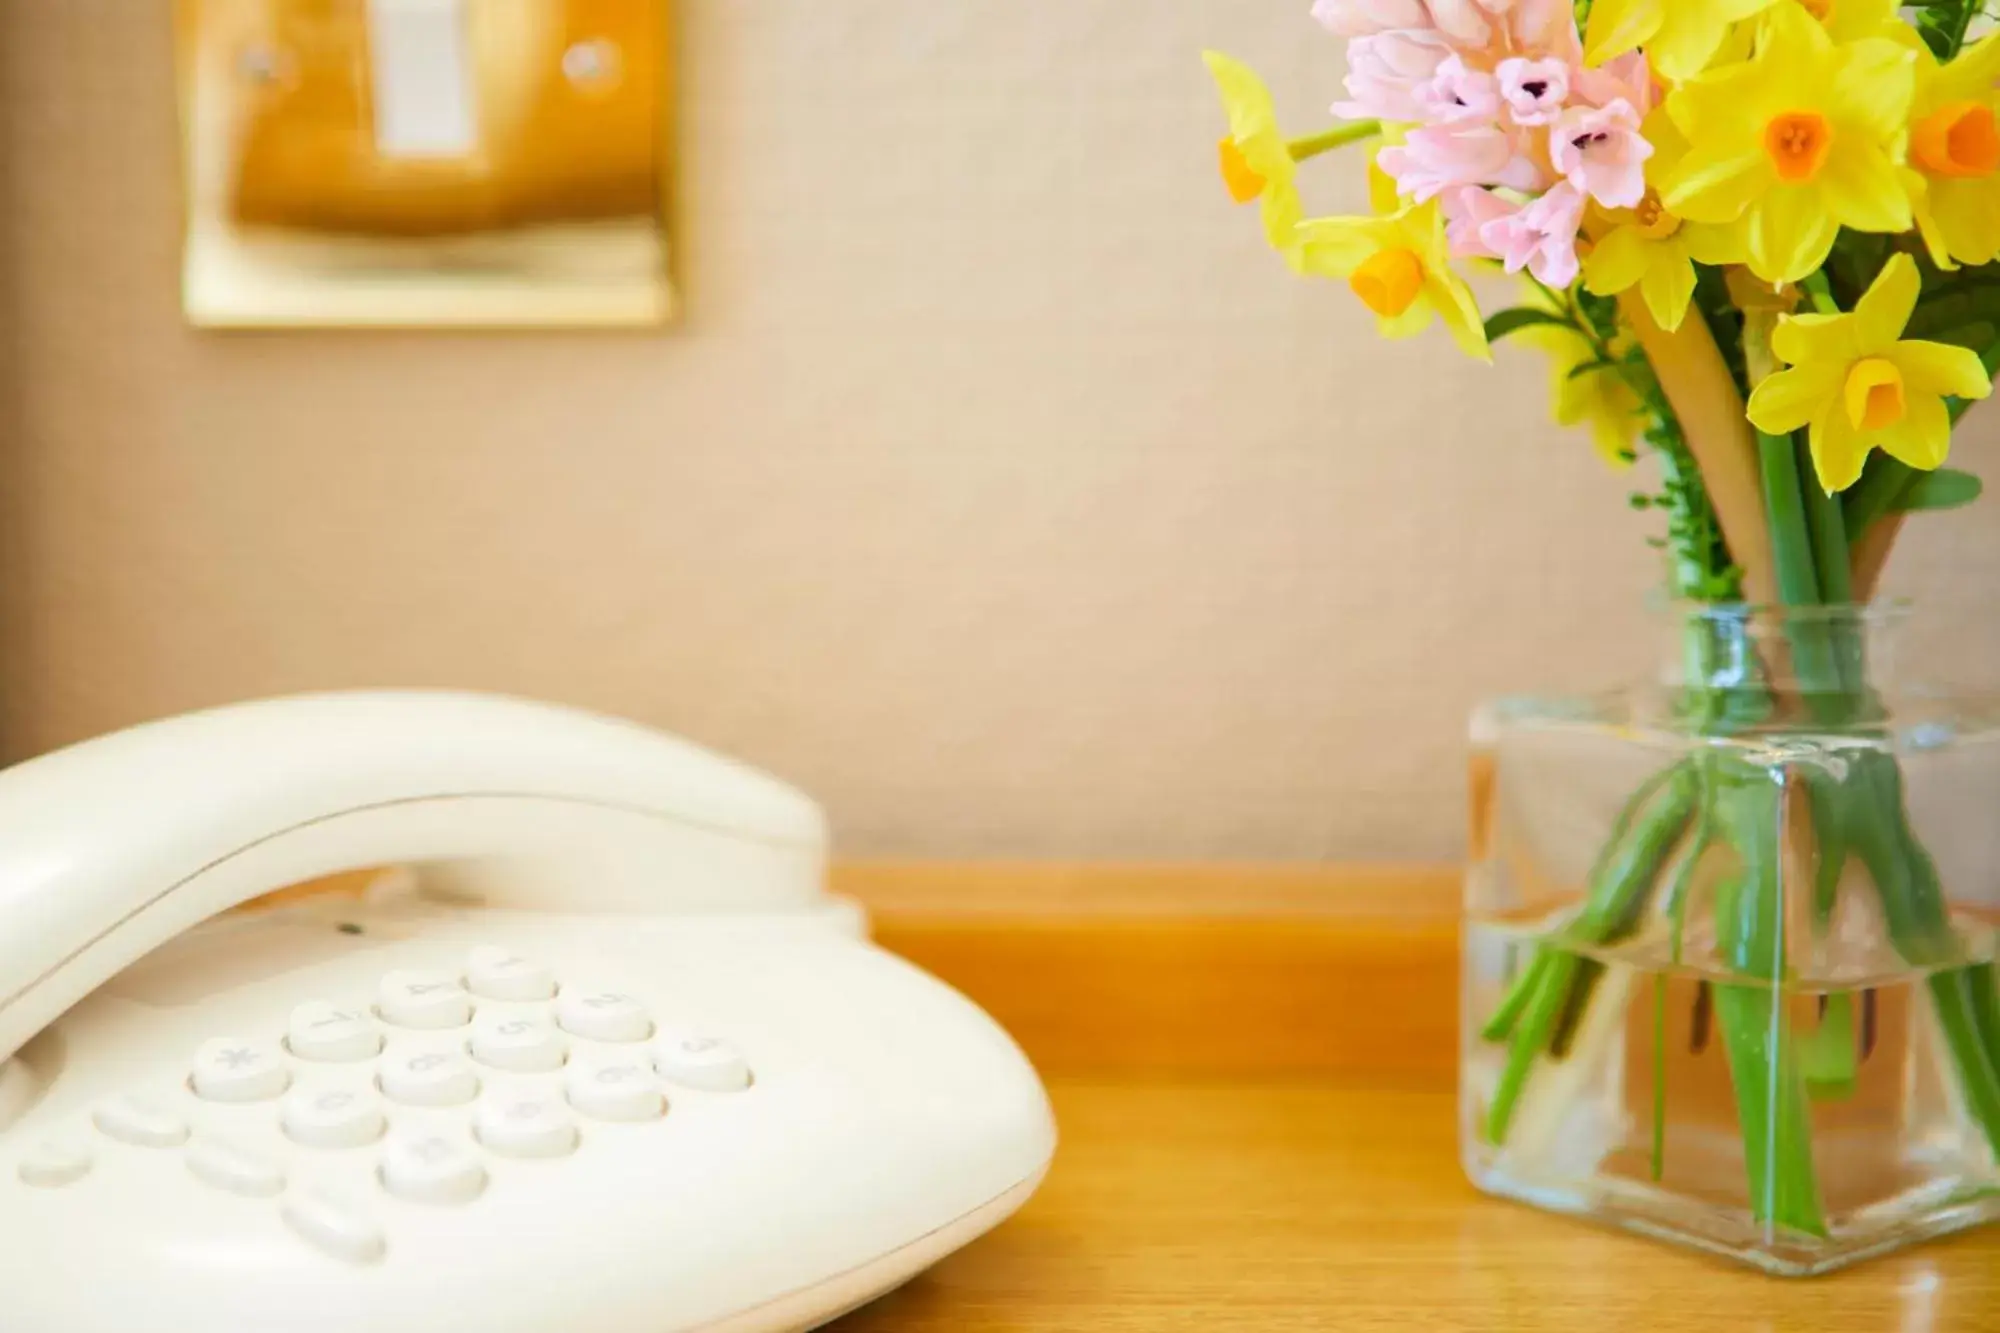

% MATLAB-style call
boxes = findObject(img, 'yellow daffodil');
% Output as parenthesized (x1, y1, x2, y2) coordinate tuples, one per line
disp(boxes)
(1508, 287, 1644, 467)
(1205, 52, 1305, 269)
(1521, 319, 1646, 467)
(1800, 0, 1906, 43)
(1746, 254, 1992, 492)
(1662, 5, 1915, 286)
(1906, 34, 2000, 268)
(1204, 51, 1381, 272)
(1583, 111, 1747, 332)
(1297, 201, 1490, 361)
(1585, 0, 1779, 82)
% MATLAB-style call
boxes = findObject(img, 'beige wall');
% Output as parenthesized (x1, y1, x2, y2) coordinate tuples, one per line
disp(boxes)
(3, 2, 1998, 861)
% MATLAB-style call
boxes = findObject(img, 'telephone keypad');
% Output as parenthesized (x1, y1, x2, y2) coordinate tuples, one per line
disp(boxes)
(282, 1083, 388, 1149)
(376, 971, 474, 1030)
(379, 1127, 487, 1205)
(378, 1042, 480, 1108)
(554, 989, 652, 1043)
(27, 949, 758, 1266)
(93, 1095, 191, 1149)
(287, 1001, 383, 1063)
(472, 1087, 579, 1159)
(468, 1010, 566, 1073)
(17, 1137, 93, 1188)
(564, 1057, 665, 1123)
(191, 1037, 291, 1103)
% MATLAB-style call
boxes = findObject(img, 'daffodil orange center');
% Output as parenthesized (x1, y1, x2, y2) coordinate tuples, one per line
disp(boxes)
(1765, 112, 1833, 184)
(1844, 358, 1906, 432)
(1798, 0, 1833, 20)
(1632, 190, 1682, 241)
(1349, 248, 1425, 318)
(1912, 102, 2000, 179)
(1218, 138, 1265, 203)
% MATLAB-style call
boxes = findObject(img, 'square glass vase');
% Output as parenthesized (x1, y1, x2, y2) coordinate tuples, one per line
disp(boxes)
(1462, 604, 2000, 1275)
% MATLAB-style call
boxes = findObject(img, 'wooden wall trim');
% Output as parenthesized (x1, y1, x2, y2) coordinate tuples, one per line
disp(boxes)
(842, 862, 1461, 1083)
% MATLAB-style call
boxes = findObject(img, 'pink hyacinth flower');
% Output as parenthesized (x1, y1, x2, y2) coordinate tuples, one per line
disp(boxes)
(1424, 0, 1496, 45)
(1378, 121, 1545, 201)
(1417, 56, 1503, 123)
(1479, 182, 1585, 288)
(1550, 99, 1653, 210)
(1333, 30, 1456, 123)
(1576, 51, 1655, 116)
(1443, 186, 1517, 261)
(1311, 0, 1492, 44)
(1496, 57, 1572, 127)
(1492, 0, 1581, 56)
(1310, 0, 1431, 37)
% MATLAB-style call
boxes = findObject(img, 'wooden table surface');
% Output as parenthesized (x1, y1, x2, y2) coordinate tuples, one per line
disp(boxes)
(830, 863, 2000, 1332)
(833, 1079, 2000, 1332)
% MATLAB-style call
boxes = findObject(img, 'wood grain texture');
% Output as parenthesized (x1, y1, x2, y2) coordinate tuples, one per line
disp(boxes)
(831, 1080, 2000, 1331)
(843, 862, 1460, 1081)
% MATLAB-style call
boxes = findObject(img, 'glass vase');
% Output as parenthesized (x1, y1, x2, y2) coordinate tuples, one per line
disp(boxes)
(1462, 603, 2000, 1275)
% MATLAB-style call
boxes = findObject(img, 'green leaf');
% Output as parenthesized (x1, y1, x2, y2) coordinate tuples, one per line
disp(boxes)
(1483, 307, 1571, 343)
(1893, 468, 1984, 513)
(1931, 322, 1997, 353)
(1567, 358, 1619, 381)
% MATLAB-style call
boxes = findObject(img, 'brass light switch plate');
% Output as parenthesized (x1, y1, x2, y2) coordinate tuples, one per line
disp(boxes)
(176, 0, 674, 329)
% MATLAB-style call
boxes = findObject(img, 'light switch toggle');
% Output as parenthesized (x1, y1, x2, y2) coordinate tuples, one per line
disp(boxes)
(365, 0, 480, 160)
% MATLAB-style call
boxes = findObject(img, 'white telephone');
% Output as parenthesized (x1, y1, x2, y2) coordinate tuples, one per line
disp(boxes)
(0, 692, 1053, 1332)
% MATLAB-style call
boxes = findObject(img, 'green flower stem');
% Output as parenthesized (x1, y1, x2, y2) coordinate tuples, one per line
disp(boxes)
(1484, 953, 1581, 1145)
(1286, 120, 1379, 162)
(1712, 771, 1829, 1238)
(1845, 754, 2000, 1154)
(1481, 951, 1551, 1043)
(1757, 430, 1820, 606)
(1484, 767, 1699, 1144)
(1842, 459, 1916, 541)
(1759, 429, 1855, 733)
(1652, 766, 1714, 1180)
(1964, 962, 2000, 1094)
(1479, 764, 1682, 1044)
(1800, 993, 1859, 1102)
(1800, 440, 1853, 607)
(1714, 981, 1829, 1238)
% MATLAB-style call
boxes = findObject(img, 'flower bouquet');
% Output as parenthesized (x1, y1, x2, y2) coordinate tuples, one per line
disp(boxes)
(1207, 0, 2000, 1274)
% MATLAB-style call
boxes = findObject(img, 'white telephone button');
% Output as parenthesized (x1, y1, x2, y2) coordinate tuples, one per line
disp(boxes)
(92, 1096, 190, 1148)
(555, 989, 653, 1043)
(652, 1030, 752, 1092)
(465, 947, 556, 1001)
(473, 1088, 579, 1159)
(283, 1186, 387, 1264)
(377, 970, 473, 1029)
(380, 1128, 487, 1204)
(287, 1001, 383, 1062)
(283, 1084, 388, 1149)
(187, 1140, 286, 1198)
(469, 1010, 567, 1073)
(191, 1038, 291, 1103)
(18, 1138, 93, 1187)
(379, 1043, 479, 1107)
(565, 1058, 664, 1122)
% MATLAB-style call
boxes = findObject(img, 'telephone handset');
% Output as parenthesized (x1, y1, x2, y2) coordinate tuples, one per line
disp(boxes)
(0, 692, 1052, 1333)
